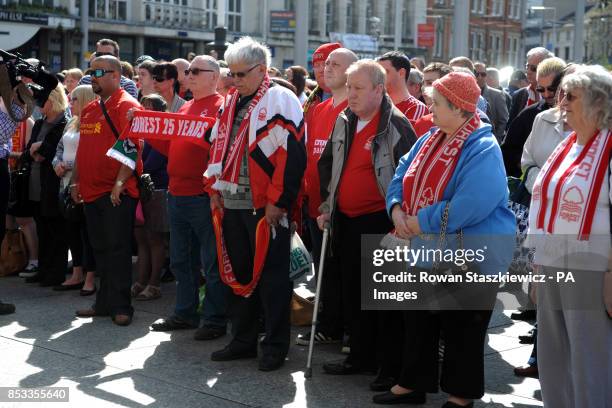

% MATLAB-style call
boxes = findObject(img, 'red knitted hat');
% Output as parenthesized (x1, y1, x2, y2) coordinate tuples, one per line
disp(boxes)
(312, 43, 342, 64)
(432, 72, 481, 113)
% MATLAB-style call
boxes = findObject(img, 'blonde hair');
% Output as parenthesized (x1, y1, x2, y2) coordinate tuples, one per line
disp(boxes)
(46, 83, 68, 114)
(66, 85, 97, 131)
(536, 57, 566, 79)
(65, 68, 84, 81)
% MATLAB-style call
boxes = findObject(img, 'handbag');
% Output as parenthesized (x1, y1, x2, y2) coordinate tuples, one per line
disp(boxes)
(7, 161, 31, 211)
(100, 99, 155, 203)
(0, 228, 28, 277)
(58, 185, 83, 222)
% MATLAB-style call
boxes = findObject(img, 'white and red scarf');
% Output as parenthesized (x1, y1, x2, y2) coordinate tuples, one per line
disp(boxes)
(207, 75, 270, 193)
(531, 129, 612, 240)
(402, 114, 481, 215)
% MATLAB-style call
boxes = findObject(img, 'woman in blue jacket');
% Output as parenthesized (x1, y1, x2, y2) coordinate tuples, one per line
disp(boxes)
(374, 72, 515, 408)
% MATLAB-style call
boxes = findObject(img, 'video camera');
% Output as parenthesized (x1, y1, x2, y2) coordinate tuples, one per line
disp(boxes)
(0, 49, 58, 120)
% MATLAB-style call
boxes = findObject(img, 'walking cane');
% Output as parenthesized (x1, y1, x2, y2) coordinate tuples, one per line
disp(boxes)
(305, 222, 330, 379)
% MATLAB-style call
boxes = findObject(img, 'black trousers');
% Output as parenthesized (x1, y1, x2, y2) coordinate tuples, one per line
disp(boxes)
(223, 208, 292, 358)
(335, 210, 399, 369)
(398, 308, 495, 399)
(35, 214, 68, 285)
(308, 216, 343, 338)
(66, 216, 95, 271)
(0, 159, 8, 244)
(84, 193, 136, 317)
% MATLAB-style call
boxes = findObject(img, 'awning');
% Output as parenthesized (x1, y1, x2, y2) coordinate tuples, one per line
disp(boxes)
(0, 22, 40, 51)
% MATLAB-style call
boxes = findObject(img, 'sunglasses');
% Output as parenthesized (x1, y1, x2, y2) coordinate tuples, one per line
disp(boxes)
(91, 69, 115, 78)
(153, 75, 170, 82)
(536, 86, 557, 94)
(185, 68, 214, 76)
(525, 64, 538, 73)
(475, 72, 487, 77)
(228, 64, 261, 78)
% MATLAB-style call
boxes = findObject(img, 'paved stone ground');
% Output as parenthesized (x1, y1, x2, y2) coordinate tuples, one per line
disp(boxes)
(0, 271, 543, 408)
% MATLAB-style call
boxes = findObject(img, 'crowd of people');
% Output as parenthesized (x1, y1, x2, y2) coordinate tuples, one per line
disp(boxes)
(0, 36, 611, 408)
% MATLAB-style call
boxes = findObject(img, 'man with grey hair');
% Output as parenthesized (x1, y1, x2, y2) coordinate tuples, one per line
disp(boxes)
(486, 67, 512, 112)
(150, 54, 227, 339)
(318, 60, 416, 376)
(407, 69, 424, 101)
(508, 47, 554, 127)
(205, 37, 306, 371)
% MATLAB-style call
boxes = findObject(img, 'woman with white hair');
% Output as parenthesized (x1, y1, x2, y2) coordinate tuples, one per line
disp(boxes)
(528, 64, 612, 408)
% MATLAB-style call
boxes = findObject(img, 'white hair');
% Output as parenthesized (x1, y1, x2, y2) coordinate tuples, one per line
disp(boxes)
(224, 36, 271, 68)
(408, 69, 423, 85)
(486, 67, 499, 82)
(527, 47, 554, 60)
(191, 55, 220, 74)
(346, 59, 386, 88)
(561, 64, 612, 129)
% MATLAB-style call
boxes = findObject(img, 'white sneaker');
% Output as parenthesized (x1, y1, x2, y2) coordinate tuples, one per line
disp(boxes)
(19, 266, 38, 278)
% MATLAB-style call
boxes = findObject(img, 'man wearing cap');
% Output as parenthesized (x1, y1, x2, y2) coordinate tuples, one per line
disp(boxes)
(318, 60, 415, 376)
(79, 39, 138, 99)
(295, 47, 358, 347)
(376, 51, 428, 126)
(302, 42, 342, 120)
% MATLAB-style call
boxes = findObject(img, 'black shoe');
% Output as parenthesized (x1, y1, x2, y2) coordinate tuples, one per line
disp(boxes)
(80, 286, 97, 296)
(258, 354, 285, 371)
(150, 316, 196, 332)
(322, 360, 376, 375)
(441, 401, 473, 408)
(211, 346, 257, 361)
(25, 274, 42, 283)
(372, 390, 426, 405)
(53, 282, 84, 291)
(194, 325, 226, 341)
(160, 268, 175, 283)
(370, 375, 396, 392)
(0, 302, 16, 315)
(40, 280, 64, 287)
(510, 310, 536, 321)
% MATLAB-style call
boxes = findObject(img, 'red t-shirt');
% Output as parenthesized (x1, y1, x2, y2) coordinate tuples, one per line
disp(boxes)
(305, 97, 348, 217)
(148, 93, 224, 196)
(9, 120, 27, 170)
(77, 88, 141, 203)
(336, 111, 386, 217)
(396, 95, 428, 126)
(413, 113, 435, 138)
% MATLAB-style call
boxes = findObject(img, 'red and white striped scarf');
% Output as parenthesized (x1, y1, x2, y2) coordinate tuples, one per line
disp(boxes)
(531, 129, 612, 240)
(402, 114, 480, 215)
(207, 75, 270, 193)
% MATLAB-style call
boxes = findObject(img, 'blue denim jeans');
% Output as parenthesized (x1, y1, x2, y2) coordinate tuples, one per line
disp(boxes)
(168, 193, 227, 327)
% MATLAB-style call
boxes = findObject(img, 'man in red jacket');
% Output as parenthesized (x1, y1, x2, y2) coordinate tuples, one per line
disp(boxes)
(149, 55, 227, 339)
(72, 55, 141, 326)
(206, 37, 306, 371)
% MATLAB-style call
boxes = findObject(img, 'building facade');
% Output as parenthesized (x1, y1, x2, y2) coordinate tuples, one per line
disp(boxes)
(1, 0, 434, 70)
(426, 0, 523, 68)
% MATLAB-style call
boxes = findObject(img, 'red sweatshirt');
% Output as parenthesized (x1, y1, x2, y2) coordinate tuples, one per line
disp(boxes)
(148, 93, 224, 196)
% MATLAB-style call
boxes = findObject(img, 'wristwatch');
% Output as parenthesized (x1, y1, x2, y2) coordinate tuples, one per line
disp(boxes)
(115, 180, 125, 187)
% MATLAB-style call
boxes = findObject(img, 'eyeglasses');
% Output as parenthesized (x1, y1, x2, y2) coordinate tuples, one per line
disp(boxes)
(475, 72, 487, 77)
(185, 68, 214, 76)
(153, 75, 170, 82)
(91, 69, 115, 78)
(525, 64, 538, 73)
(228, 64, 261, 78)
(536, 85, 557, 94)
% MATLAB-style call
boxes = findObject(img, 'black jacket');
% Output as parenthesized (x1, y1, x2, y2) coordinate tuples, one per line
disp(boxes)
(501, 100, 549, 177)
(507, 87, 529, 130)
(22, 115, 67, 217)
